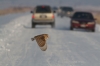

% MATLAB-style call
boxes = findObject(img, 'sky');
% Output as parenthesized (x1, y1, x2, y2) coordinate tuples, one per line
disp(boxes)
(0, 0, 100, 9)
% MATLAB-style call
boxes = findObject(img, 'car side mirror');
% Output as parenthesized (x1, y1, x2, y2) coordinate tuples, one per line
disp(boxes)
(30, 11, 34, 13)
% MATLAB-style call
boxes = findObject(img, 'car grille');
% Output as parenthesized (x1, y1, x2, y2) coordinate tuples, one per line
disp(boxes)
(79, 22, 88, 24)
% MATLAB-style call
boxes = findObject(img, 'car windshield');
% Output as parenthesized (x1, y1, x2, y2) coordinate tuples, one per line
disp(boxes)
(60, 7, 73, 11)
(72, 12, 94, 20)
(36, 6, 51, 13)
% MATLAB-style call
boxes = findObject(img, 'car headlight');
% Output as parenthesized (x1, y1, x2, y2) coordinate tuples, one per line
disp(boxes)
(72, 20, 79, 23)
(67, 12, 71, 14)
(88, 22, 95, 24)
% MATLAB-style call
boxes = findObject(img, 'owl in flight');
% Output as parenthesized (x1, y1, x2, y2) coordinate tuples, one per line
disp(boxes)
(31, 34, 49, 51)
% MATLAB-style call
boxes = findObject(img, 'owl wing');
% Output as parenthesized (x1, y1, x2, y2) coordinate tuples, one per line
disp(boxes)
(35, 36, 46, 47)
(40, 43, 47, 51)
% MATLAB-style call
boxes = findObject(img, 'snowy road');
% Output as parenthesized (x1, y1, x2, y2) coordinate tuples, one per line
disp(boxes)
(0, 13, 100, 66)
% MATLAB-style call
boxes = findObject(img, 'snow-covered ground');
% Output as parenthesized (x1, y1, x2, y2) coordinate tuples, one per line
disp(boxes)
(0, 12, 29, 27)
(0, 13, 100, 66)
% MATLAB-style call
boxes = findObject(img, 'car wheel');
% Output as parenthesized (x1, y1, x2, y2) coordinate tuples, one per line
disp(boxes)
(51, 22, 55, 28)
(32, 22, 35, 28)
(91, 29, 95, 32)
(70, 26, 73, 30)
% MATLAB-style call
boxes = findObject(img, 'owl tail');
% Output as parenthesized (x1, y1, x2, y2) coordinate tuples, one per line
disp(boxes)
(31, 38, 35, 41)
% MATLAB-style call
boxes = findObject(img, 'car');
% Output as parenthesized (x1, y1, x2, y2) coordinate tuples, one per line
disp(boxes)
(57, 6, 74, 17)
(30, 5, 55, 28)
(52, 6, 58, 13)
(70, 11, 96, 32)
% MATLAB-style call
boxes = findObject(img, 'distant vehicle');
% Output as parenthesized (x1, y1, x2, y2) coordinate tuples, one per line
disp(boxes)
(57, 6, 74, 17)
(52, 6, 58, 13)
(70, 11, 96, 32)
(30, 5, 55, 28)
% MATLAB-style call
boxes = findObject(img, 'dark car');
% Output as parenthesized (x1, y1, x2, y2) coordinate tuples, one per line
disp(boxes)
(70, 11, 96, 32)
(52, 6, 58, 13)
(57, 6, 74, 17)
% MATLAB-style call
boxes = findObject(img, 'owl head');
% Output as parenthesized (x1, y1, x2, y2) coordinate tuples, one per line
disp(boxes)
(42, 34, 49, 39)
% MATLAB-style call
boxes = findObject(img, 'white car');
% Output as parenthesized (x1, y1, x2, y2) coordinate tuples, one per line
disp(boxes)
(57, 6, 74, 17)
(31, 5, 55, 28)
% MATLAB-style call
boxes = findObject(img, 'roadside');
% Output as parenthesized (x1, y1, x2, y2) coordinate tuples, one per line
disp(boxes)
(0, 12, 30, 27)
(0, 7, 33, 15)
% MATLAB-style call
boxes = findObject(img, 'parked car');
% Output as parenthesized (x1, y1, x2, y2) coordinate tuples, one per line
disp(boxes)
(57, 6, 74, 17)
(30, 5, 55, 28)
(70, 11, 96, 32)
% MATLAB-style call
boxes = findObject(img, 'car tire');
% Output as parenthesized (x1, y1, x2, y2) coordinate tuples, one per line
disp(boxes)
(70, 26, 73, 30)
(32, 22, 35, 28)
(51, 22, 55, 28)
(91, 29, 95, 32)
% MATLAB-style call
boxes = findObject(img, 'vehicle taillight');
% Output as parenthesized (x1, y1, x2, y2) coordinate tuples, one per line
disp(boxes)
(42, 6, 45, 8)
(32, 15, 35, 18)
(52, 15, 54, 18)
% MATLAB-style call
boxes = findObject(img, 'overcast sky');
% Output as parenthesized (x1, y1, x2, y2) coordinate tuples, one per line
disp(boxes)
(0, 0, 100, 9)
